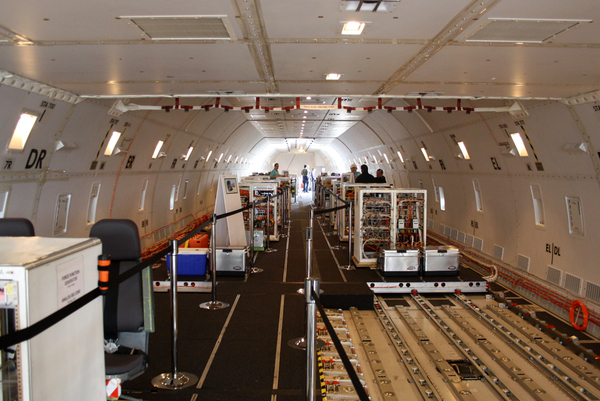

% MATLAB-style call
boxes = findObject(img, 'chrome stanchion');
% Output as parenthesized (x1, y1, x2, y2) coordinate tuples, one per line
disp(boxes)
(280, 190, 289, 238)
(200, 214, 230, 310)
(249, 201, 263, 273)
(341, 202, 355, 270)
(152, 239, 199, 389)
(305, 278, 319, 401)
(289, 226, 324, 350)
(264, 193, 277, 253)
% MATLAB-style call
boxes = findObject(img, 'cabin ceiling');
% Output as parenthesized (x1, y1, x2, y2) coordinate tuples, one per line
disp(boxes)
(1, 0, 599, 150)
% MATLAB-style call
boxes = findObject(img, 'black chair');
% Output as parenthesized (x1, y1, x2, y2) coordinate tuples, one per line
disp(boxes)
(90, 219, 154, 383)
(0, 218, 35, 236)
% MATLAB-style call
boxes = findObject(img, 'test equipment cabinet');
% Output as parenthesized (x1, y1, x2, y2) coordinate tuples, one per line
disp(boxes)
(339, 183, 392, 242)
(0, 237, 105, 401)
(354, 188, 427, 267)
(239, 180, 279, 242)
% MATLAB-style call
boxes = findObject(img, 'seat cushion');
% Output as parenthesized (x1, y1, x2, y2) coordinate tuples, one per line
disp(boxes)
(105, 353, 145, 375)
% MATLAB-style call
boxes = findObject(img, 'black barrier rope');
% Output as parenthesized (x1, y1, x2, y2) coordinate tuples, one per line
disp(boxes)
(0, 217, 215, 350)
(311, 290, 370, 401)
(313, 203, 349, 216)
(214, 203, 253, 221)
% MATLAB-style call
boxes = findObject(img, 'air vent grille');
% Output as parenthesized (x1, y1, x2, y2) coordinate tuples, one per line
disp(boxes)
(564, 273, 582, 295)
(546, 266, 562, 286)
(444, 226, 451, 237)
(465, 235, 474, 247)
(517, 254, 530, 271)
(450, 229, 458, 240)
(464, 18, 590, 43)
(457, 232, 465, 243)
(439, 224, 445, 235)
(493, 245, 504, 260)
(586, 282, 600, 304)
(473, 237, 483, 251)
(125, 16, 236, 41)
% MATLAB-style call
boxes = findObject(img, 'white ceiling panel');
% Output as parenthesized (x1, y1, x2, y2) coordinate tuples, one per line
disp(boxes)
(261, 0, 474, 40)
(271, 43, 422, 81)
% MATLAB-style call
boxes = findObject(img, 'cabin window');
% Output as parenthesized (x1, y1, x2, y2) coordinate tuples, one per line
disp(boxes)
(169, 185, 176, 211)
(87, 182, 101, 225)
(0, 188, 10, 218)
(175, 177, 182, 201)
(457, 141, 470, 160)
(511, 133, 529, 157)
(565, 196, 584, 236)
(530, 184, 545, 227)
(139, 179, 148, 211)
(152, 140, 164, 159)
(104, 131, 121, 156)
(54, 193, 71, 236)
(183, 179, 189, 200)
(8, 111, 38, 151)
(431, 178, 439, 202)
(473, 179, 483, 212)
(439, 187, 446, 211)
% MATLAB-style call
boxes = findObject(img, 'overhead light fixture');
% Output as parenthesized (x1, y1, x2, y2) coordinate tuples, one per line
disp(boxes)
(8, 111, 37, 150)
(157, 152, 167, 158)
(55, 140, 78, 152)
(206, 150, 213, 162)
(457, 141, 470, 160)
(383, 153, 389, 163)
(396, 151, 404, 163)
(152, 140, 164, 159)
(420, 147, 430, 161)
(104, 131, 122, 156)
(326, 73, 341, 80)
(218, 153, 223, 162)
(510, 133, 529, 157)
(342, 21, 365, 35)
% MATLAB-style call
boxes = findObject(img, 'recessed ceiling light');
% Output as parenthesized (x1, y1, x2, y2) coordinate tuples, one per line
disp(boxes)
(326, 73, 341, 80)
(342, 21, 365, 35)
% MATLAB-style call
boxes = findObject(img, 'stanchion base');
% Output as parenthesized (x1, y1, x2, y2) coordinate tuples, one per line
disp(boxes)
(330, 245, 346, 250)
(264, 248, 278, 253)
(287, 337, 326, 350)
(151, 372, 198, 390)
(250, 267, 263, 273)
(340, 265, 355, 270)
(199, 301, 230, 310)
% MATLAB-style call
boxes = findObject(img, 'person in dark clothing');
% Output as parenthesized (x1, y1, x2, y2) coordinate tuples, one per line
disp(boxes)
(375, 168, 386, 183)
(355, 164, 376, 183)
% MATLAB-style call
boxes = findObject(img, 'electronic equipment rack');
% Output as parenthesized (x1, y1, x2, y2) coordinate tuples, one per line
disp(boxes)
(353, 188, 427, 266)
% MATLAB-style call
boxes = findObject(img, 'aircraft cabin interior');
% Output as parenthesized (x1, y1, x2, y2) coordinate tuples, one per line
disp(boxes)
(1, 0, 600, 400)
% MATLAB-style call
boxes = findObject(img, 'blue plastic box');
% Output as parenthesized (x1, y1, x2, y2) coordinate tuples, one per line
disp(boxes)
(166, 248, 208, 275)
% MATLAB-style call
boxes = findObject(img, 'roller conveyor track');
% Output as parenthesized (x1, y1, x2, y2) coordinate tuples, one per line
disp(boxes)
(339, 294, 600, 401)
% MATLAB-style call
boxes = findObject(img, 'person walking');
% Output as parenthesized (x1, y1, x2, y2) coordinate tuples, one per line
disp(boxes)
(301, 165, 309, 192)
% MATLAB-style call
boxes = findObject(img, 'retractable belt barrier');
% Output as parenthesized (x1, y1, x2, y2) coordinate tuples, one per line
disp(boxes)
(310, 289, 369, 401)
(0, 217, 214, 351)
(312, 203, 349, 215)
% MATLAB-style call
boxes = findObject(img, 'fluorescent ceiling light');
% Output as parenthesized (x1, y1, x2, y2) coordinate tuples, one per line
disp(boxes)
(342, 21, 365, 35)
(458, 141, 470, 160)
(384, 153, 389, 163)
(326, 73, 341, 80)
(8, 112, 37, 150)
(510, 133, 529, 157)
(152, 140, 164, 159)
(396, 151, 404, 163)
(218, 153, 223, 162)
(104, 131, 122, 156)
(184, 146, 193, 161)
(421, 147, 430, 161)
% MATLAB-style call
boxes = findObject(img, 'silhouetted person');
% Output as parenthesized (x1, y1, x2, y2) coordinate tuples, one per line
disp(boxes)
(355, 164, 376, 183)
(375, 169, 386, 183)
